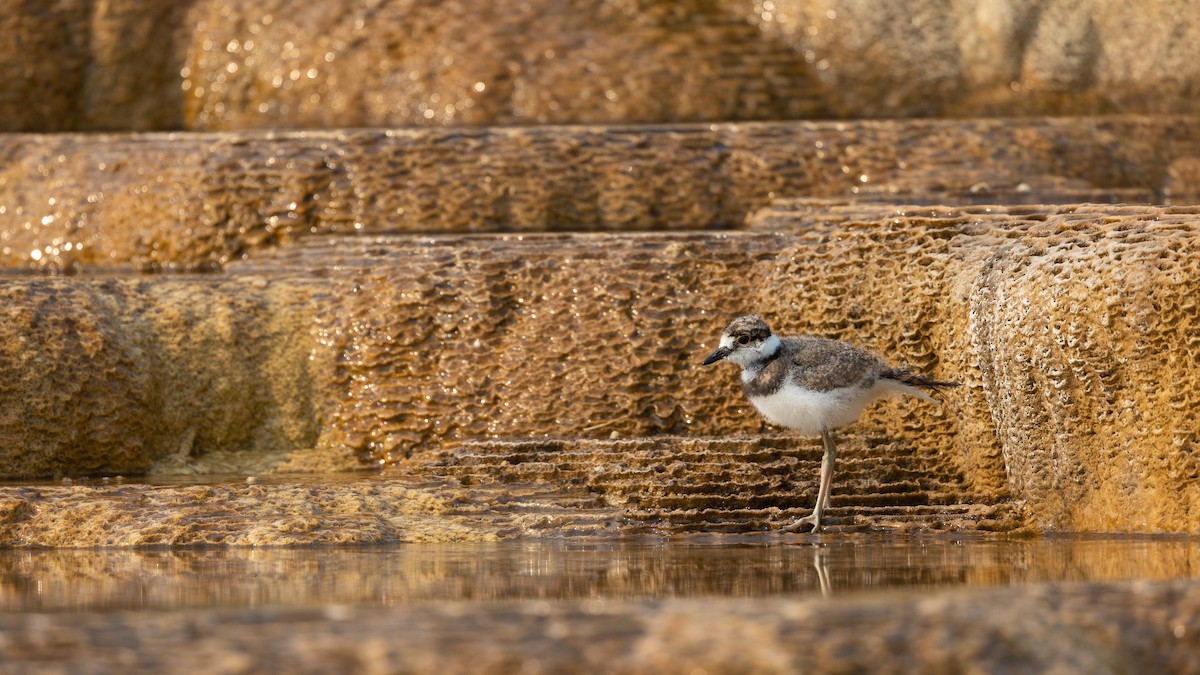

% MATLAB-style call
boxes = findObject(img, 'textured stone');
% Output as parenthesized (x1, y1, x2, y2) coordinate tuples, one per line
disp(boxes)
(3, 117, 1199, 273)
(416, 436, 1017, 533)
(757, 0, 1200, 118)
(4, 204, 1199, 532)
(7, 1, 1200, 132)
(0, 480, 500, 546)
(0, 277, 324, 477)
(0, 581, 1196, 673)
(0, 0, 191, 132)
(178, 0, 828, 130)
(750, 201, 1200, 532)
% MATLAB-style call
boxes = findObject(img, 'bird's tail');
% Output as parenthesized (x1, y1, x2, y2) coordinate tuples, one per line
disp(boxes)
(881, 367, 960, 402)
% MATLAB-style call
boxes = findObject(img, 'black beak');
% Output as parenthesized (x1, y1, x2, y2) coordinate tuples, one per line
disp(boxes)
(701, 345, 731, 366)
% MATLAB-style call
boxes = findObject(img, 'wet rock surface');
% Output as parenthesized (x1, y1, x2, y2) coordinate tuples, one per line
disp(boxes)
(1, 581, 1197, 673)
(0, 433, 1016, 547)
(3, 117, 1197, 273)
(6, 1, 1200, 132)
(4, 203, 1200, 531)
(0, 478, 498, 546)
(5, 2, 1200, 668)
(418, 436, 1017, 533)
(0, 276, 324, 477)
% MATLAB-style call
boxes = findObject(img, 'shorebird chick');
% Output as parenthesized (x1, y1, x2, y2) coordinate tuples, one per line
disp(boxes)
(701, 314, 958, 532)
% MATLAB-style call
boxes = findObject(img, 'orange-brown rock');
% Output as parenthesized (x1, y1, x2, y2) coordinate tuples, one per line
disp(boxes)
(748, 202, 1200, 532)
(0, 479, 500, 546)
(0, 277, 322, 477)
(415, 436, 1017, 533)
(3, 117, 1199, 273)
(0, 582, 1197, 673)
(759, 1, 1200, 118)
(3, 204, 1199, 532)
(7, 1, 1200, 132)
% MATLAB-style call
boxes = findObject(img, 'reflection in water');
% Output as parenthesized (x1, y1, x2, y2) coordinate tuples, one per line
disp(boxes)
(813, 545, 831, 598)
(1, 535, 1197, 613)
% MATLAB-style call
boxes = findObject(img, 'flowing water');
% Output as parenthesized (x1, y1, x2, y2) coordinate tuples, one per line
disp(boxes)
(3, 535, 1196, 613)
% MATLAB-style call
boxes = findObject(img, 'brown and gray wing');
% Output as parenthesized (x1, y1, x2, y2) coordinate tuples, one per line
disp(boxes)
(785, 337, 884, 392)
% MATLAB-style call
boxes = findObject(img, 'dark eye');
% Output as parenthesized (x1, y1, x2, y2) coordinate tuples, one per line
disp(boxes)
(737, 334, 750, 345)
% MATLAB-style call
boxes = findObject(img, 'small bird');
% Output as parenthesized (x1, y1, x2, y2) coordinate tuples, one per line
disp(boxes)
(701, 315, 958, 532)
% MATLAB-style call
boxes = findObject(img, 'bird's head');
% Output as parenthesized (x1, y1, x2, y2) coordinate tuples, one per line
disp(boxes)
(701, 314, 779, 368)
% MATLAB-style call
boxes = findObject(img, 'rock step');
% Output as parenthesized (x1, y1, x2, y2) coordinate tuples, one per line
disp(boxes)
(446, 467, 952, 490)
(435, 465, 964, 491)
(443, 481, 976, 512)
(5, 117, 1200, 272)
(407, 434, 1005, 532)
(6, 205, 1200, 532)
(513, 504, 1023, 535)
(432, 447, 946, 470)
(435, 486, 1020, 535)
(3, 581, 1191, 672)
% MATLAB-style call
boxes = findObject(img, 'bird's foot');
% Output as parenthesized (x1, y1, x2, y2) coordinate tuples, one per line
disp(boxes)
(781, 512, 821, 533)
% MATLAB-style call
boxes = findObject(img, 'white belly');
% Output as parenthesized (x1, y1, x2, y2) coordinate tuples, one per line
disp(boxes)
(748, 381, 887, 436)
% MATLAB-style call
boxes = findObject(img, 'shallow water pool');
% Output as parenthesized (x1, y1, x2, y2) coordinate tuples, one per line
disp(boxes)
(2, 534, 1196, 613)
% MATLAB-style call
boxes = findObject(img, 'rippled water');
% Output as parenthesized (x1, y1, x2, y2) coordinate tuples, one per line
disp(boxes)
(2, 535, 1196, 613)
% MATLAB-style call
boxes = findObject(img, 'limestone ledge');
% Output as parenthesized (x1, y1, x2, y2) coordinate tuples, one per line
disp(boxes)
(0, 582, 1196, 673)
(2, 204, 1199, 532)
(0, 478, 514, 547)
(7, 1, 1200, 132)
(2, 117, 1199, 273)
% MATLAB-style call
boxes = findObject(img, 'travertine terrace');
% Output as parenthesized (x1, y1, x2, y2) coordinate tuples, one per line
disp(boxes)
(4, 1, 1200, 672)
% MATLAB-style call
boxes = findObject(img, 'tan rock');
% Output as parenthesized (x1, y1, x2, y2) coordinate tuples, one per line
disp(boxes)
(3, 117, 1198, 273)
(0, 480, 499, 546)
(751, 201, 1200, 531)
(3, 204, 1198, 532)
(757, 0, 1200, 117)
(7, 1, 1200, 131)
(0, 277, 321, 477)
(0, 582, 1196, 672)
(178, 0, 828, 130)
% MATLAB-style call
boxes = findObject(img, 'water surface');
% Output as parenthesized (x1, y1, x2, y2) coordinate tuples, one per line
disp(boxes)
(2, 534, 1196, 613)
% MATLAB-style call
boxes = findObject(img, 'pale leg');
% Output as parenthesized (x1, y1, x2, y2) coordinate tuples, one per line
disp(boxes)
(784, 428, 836, 532)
